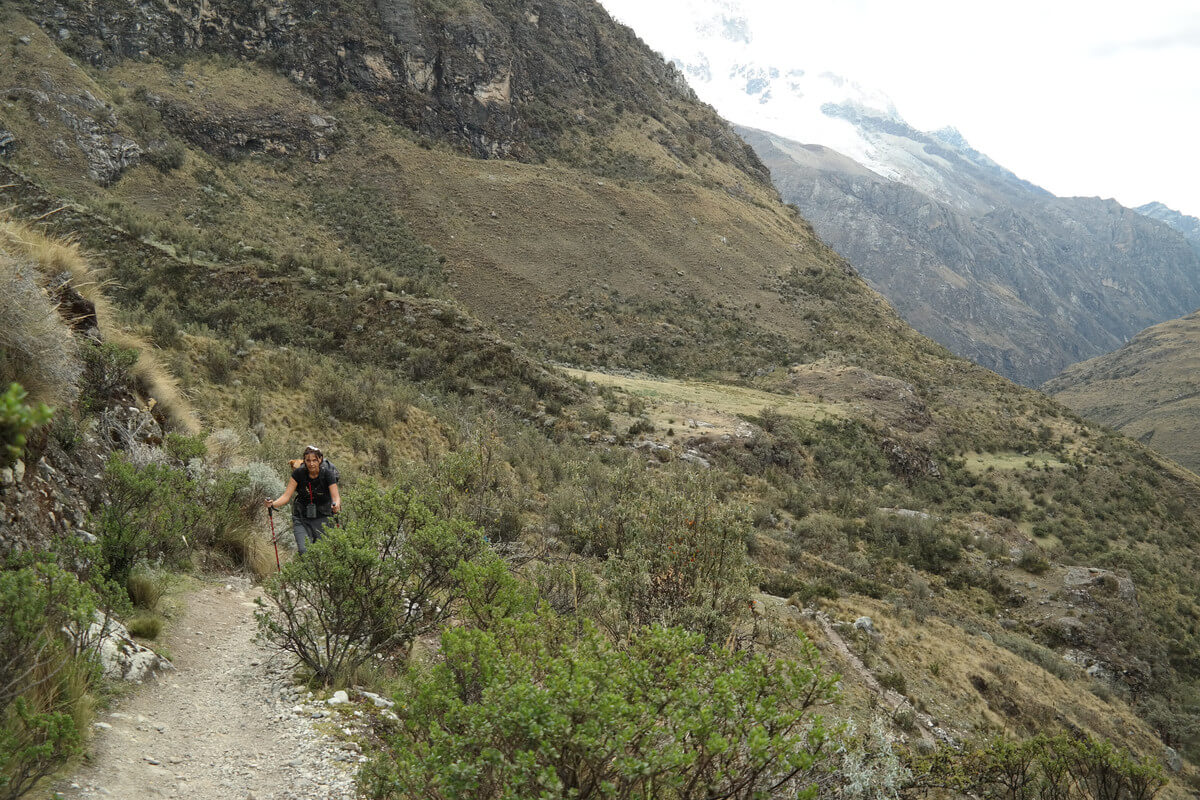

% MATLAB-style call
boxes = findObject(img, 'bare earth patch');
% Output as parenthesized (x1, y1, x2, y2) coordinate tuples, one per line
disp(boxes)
(55, 579, 357, 800)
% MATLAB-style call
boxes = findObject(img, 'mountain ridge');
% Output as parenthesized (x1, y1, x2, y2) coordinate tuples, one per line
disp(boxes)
(740, 122, 1200, 386)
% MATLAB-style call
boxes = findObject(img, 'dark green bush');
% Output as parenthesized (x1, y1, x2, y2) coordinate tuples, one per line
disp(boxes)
(256, 483, 487, 685)
(164, 432, 207, 464)
(144, 139, 187, 172)
(94, 455, 261, 590)
(361, 617, 839, 800)
(600, 472, 753, 644)
(908, 733, 1166, 800)
(93, 454, 201, 589)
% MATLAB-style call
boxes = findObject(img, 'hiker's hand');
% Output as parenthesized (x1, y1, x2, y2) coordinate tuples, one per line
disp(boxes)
(332, 500, 341, 514)
(264, 500, 274, 509)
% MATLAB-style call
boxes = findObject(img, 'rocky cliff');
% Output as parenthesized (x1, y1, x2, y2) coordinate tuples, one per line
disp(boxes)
(739, 122, 1200, 387)
(18, 0, 767, 179)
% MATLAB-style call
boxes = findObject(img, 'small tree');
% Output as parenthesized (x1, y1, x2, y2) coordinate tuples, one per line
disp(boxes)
(256, 483, 487, 685)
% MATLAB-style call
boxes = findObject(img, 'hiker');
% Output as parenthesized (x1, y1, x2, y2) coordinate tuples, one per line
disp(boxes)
(265, 445, 341, 554)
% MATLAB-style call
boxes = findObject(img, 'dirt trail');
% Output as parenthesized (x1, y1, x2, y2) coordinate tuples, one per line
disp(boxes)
(55, 579, 358, 800)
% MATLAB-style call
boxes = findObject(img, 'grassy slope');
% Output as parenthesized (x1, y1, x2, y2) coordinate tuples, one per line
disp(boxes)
(1046, 311, 1200, 473)
(4, 7, 1200, 789)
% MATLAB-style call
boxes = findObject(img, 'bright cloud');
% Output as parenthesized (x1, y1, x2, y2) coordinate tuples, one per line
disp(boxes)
(599, 0, 1200, 218)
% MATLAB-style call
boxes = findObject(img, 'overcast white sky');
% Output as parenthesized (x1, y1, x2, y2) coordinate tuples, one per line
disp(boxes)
(599, 0, 1200, 219)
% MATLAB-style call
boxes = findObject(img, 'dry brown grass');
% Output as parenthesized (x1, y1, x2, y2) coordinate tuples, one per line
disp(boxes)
(0, 213, 198, 431)
(812, 594, 1197, 796)
(217, 526, 280, 582)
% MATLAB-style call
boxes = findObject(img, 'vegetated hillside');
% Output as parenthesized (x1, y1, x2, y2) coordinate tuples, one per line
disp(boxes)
(4, 0, 1200, 794)
(738, 123, 1200, 387)
(1044, 311, 1200, 473)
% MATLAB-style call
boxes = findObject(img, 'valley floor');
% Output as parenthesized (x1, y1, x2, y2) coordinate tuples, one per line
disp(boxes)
(54, 579, 357, 800)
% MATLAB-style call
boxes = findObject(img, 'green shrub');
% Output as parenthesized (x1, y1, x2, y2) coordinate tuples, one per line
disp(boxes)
(164, 432, 207, 464)
(80, 341, 139, 414)
(909, 733, 1167, 800)
(878, 670, 908, 696)
(600, 471, 753, 644)
(93, 454, 200, 589)
(0, 558, 99, 800)
(144, 139, 187, 172)
(256, 483, 487, 685)
(1018, 551, 1051, 575)
(147, 306, 180, 347)
(361, 618, 839, 800)
(0, 384, 53, 468)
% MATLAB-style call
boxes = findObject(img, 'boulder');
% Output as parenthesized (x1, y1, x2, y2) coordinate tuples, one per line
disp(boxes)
(86, 615, 173, 682)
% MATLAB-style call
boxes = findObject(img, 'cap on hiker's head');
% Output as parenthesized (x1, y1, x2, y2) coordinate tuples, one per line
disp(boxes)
(303, 445, 323, 459)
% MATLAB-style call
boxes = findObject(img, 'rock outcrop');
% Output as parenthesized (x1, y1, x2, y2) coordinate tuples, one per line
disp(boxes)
(18, 0, 769, 181)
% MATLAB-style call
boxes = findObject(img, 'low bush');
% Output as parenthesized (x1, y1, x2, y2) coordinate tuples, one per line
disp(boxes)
(79, 341, 138, 414)
(908, 733, 1167, 800)
(599, 471, 753, 644)
(256, 483, 487, 685)
(93, 455, 200, 589)
(361, 617, 839, 800)
(94, 454, 264, 590)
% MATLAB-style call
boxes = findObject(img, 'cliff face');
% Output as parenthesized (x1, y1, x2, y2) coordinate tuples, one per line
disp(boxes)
(740, 124, 1200, 387)
(21, 0, 768, 180)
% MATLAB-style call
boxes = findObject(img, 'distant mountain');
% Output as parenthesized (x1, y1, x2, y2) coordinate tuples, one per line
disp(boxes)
(1137, 202, 1200, 254)
(1045, 311, 1200, 473)
(602, 0, 1200, 386)
(742, 122, 1200, 386)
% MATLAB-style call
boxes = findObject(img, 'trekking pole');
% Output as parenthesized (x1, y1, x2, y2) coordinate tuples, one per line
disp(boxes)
(267, 506, 281, 572)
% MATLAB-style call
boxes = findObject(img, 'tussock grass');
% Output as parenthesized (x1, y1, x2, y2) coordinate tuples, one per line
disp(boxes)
(126, 571, 164, 611)
(213, 523, 282, 582)
(0, 249, 80, 406)
(125, 613, 164, 640)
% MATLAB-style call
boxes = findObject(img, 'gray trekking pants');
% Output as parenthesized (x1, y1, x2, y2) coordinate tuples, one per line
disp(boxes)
(292, 516, 331, 555)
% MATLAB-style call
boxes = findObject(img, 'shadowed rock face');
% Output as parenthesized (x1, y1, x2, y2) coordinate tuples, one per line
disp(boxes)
(740, 124, 1200, 387)
(21, 0, 768, 181)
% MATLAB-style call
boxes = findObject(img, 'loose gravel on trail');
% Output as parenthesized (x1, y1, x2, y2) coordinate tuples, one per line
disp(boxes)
(55, 578, 360, 800)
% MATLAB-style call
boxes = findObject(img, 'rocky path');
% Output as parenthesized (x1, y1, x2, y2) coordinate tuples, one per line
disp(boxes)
(55, 579, 359, 800)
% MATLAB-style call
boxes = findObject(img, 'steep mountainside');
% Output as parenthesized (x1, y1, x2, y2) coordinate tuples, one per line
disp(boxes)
(1045, 311, 1200, 473)
(739, 122, 1200, 386)
(1139, 202, 1200, 256)
(6, 0, 1200, 792)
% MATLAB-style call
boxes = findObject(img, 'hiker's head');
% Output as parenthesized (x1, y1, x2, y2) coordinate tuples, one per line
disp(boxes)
(303, 445, 323, 471)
